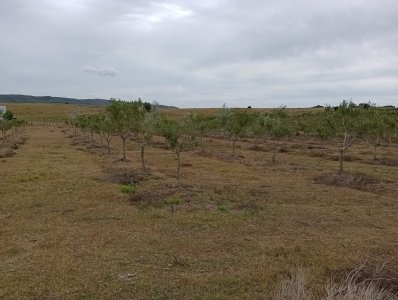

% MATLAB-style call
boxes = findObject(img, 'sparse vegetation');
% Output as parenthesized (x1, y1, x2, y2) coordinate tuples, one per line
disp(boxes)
(120, 183, 136, 194)
(1, 102, 397, 299)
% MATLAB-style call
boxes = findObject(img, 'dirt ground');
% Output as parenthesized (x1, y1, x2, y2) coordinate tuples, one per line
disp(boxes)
(1, 120, 397, 299)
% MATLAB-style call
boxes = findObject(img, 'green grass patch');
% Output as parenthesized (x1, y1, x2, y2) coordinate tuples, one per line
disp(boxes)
(119, 183, 136, 194)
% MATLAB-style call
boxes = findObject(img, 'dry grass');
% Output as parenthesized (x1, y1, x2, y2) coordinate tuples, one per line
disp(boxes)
(275, 264, 398, 300)
(275, 269, 312, 300)
(1, 105, 398, 299)
(3, 103, 103, 122)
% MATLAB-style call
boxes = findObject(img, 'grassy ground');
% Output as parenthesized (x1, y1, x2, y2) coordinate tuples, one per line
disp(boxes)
(1, 106, 397, 299)
(3, 103, 103, 123)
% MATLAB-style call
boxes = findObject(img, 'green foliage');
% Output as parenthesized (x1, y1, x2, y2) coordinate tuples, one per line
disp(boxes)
(143, 102, 152, 112)
(158, 115, 198, 183)
(165, 194, 181, 205)
(120, 183, 136, 194)
(0, 119, 13, 139)
(217, 203, 229, 211)
(0, 111, 25, 140)
(158, 116, 195, 152)
(185, 112, 215, 146)
(106, 99, 135, 137)
(105, 99, 144, 159)
(222, 109, 253, 139)
(255, 106, 292, 140)
(254, 106, 292, 162)
(364, 108, 390, 141)
(322, 100, 370, 172)
(3, 110, 14, 120)
(165, 194, 181, 214)
(322, 100, 370, 146)
(218, 105, 253, 154)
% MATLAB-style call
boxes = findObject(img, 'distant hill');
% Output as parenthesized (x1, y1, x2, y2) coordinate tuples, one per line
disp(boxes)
(0, 94, 177, 109)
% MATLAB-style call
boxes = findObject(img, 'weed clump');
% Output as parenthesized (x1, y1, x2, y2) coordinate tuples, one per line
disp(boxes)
(120, 183, 136, 194)
(165, 194, 181, 214)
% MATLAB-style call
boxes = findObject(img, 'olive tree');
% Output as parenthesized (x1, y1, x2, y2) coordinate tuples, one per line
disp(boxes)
(75, 115, 90, 142)
(106, 99, 135, 161)
(218, 105, 252, 155)
(323, 100, 367, 173)
(158, 116, 196, 184)
(0, 119, 13, 141)
(98, 113, 116, 154)
(130, 103, 159, 170)
(364, 108, 389, 160)
(186, 112, 215, 149)
(255, 106, 292, 163)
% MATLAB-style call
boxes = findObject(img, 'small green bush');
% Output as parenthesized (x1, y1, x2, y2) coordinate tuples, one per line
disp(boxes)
(217, 203, 229, 211)
(165, 194, 181, 214)
(120, 183, 136, 194)
(165, 194, 181, 205)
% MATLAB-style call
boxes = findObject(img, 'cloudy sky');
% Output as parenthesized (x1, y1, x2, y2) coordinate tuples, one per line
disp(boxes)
(1, 0, 397, 107)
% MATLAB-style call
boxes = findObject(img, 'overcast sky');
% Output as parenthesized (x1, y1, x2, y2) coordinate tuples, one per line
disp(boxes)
(1, 0, 398, 107)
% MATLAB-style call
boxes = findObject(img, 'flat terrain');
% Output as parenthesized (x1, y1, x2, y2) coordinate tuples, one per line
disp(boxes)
(1, 108, 398, 298)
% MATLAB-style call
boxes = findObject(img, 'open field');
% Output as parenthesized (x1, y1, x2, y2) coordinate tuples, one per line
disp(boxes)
(1, 104, 398, 299)
(2, 103, 104, 123)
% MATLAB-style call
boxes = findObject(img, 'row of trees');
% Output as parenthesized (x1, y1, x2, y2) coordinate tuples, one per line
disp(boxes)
(0, 109, 26, 142)
(68, 100, 397, 182)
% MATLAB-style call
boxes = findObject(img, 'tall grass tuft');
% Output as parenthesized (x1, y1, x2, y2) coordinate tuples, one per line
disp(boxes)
(275, 268, 312, 300)
(324, 263, 397, 300)
(275, 264, 398, 300)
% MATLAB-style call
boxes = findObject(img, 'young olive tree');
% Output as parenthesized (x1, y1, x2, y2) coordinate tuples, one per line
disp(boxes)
(324, 100, 367, 173)
(186, 112, 214, 149)
(158, 116, 196, 184)
(75, 115, 90, 143)
(218, 106, 252, 156)
(98, 113, 116, 154)
(385, 111, 397, 145)
(106, 99, 135, 161)
(68, 111, 80, 136)
(131, 103, 159, 170)
(0, 119, 13, 141)
(364, 108, 389, 160)
(255, 106, 292, 163)
(86, 114, 101, 144)
(0, 113, 24, 142)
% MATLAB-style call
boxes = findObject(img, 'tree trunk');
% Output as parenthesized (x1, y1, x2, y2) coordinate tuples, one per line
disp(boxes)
(272, 147, 277, 163)
(339, 148, 345, 173)
(99, 134, 103, 146)
(176, 150, 181, 185)
(373, 137, 379, 160)
(232, 139, 236, 156)
(121, 136, 127, 160)
(272, 141, 278, 163)
(106, 139, 111, 154)
(104, 133, 112, 154)
(140, 145, 146, 170)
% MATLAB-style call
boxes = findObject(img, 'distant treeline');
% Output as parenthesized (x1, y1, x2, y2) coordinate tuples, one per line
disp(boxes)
(0, 94, 177, 109)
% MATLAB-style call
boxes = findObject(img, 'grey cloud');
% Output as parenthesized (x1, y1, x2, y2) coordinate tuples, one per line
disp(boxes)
(81, 65, 117, 77)
(0, 0, 397, 107)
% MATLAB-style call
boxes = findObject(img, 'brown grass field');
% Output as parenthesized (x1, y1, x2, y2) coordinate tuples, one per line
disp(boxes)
(1, 103, 398, 299)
